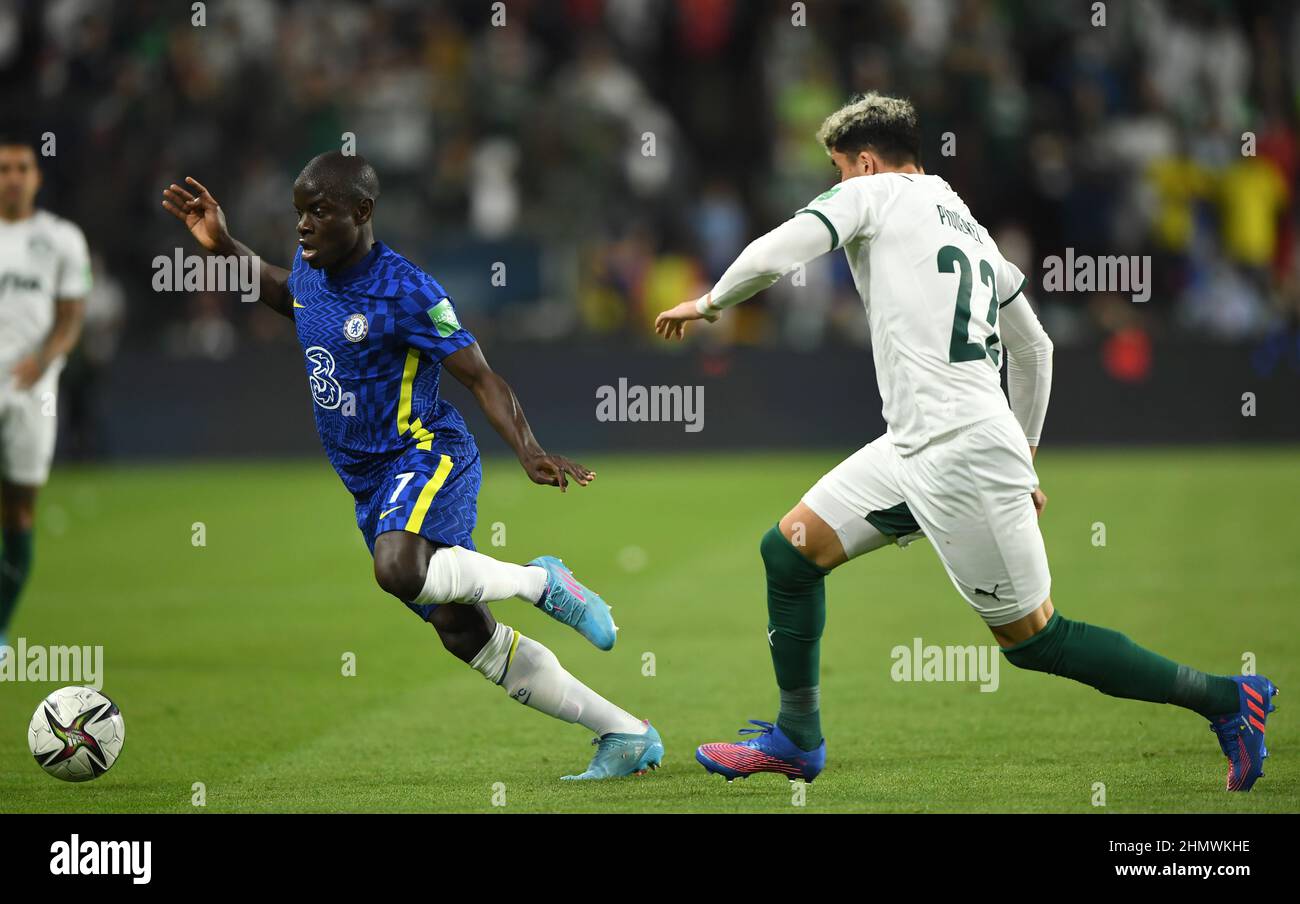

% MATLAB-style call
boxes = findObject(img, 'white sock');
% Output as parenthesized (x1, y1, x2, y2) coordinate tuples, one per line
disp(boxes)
(469, 623, 645, 737)
(413, 546, 547, 606)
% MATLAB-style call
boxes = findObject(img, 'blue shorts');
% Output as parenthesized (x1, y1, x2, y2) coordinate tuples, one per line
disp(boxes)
(355, 446, 482, 620)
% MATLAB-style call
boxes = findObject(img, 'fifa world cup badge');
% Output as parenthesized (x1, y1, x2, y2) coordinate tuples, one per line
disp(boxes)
(343, 313, 369, 342)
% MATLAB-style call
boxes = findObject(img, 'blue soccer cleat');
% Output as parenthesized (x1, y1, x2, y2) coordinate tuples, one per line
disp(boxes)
(696, 719, 825, 783)
(529, 555, 617, 651)
(1209, 675, 1278, 792)
(562, 721, 663, 780)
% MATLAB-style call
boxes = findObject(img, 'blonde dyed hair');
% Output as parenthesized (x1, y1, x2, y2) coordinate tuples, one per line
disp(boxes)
(816, 93, 920, 163)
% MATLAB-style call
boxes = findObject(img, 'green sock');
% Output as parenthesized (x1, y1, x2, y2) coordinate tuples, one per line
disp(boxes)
(761, 526, 828, 751)
(0, 528, 34, 634)
(1001, 612, 1240, 718)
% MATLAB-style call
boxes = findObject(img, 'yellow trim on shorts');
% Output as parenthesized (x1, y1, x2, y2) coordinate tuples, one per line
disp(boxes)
(404, 454, 454, 534)
(409, 417, 436, 450)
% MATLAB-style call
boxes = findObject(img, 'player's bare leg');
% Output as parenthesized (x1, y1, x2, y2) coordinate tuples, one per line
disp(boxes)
(988, 597, 1054, 647)
(373, 532, 662, 779)
(0, 480, 38, 661)
(992, 595, 1278, 790)
(426, 598, 497, 662)
(778, 502, 850, 570)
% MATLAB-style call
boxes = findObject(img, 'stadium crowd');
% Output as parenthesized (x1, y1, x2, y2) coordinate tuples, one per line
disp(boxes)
(6, 0, 1299, 359)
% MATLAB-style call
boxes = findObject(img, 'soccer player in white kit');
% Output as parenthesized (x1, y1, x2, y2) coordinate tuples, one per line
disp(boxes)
(655, 95, 1276, 791)
(0, 136, 89, 660)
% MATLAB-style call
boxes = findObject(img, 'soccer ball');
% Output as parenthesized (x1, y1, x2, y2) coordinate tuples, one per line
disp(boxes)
(28, 686, 126, 782)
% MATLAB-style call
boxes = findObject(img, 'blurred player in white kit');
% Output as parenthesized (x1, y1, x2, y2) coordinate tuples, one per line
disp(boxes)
(0, 134, 89, 659)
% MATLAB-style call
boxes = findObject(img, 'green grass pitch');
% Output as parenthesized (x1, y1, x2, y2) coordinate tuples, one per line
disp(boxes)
(1, 448, 1296, 813)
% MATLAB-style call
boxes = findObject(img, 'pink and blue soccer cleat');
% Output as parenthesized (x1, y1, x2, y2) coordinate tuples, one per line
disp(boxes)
(562, 721, 663, 780)
(1209, 675, 1278, 791)
(529, 556, 617, 651)
(696, 719, 825, 782)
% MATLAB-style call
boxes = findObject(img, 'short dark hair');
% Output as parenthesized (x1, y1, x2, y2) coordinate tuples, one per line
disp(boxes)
(0, 129, 39, 154)
(816, 93, 920, 165)
(296, 151, 381, 206)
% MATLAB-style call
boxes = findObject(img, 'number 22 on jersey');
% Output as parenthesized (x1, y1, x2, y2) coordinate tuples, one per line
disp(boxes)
(938, 244, 1000, 366)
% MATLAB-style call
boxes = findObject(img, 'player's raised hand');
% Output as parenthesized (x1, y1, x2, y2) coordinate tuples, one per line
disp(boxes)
(654, 296, 718, 341)
(161, 177, 233, 254)
(522, 453, 595, 492)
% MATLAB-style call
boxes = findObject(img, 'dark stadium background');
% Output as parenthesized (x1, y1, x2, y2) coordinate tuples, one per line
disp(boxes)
(5, 0, 1298, 456)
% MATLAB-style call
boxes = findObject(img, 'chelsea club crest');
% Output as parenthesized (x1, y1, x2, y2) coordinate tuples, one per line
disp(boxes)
(343, 313, 369, 342)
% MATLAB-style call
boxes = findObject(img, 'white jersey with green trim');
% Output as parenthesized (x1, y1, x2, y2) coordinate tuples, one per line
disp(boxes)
(798, 173, 1028, 455)
(0, 209, 91, 384)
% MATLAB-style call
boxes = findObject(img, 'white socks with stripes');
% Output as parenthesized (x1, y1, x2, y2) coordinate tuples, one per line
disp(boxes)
(418, 549, 645, 737)
(469, 623, 645, 737)
(412, 545, 547, 607)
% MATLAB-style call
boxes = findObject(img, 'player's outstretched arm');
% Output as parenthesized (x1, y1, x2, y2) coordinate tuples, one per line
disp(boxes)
(655, 212, 833, 340)
(999, 294, 1053, 452)
(161, 176, 294, 319)
(1000, 293, 1054, 512)
(443, 342, 594, 492)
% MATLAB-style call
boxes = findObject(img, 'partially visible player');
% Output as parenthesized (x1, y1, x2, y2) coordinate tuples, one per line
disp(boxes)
(163, 152, 661, 779)
(0, 135, 89, 662)
(656, 94, 1276, 791)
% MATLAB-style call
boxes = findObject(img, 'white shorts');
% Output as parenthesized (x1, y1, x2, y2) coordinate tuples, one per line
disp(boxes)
(0, 384, 59, 486)
(803, 413, 1051, 627)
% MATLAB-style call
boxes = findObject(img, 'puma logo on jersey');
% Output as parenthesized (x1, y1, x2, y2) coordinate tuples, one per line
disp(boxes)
(973, 583, 1001, 602)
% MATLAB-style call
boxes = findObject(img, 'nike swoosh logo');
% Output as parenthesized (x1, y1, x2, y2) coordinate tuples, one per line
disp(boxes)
(293, 298, 305, 308)
(379, 506, 403, 519)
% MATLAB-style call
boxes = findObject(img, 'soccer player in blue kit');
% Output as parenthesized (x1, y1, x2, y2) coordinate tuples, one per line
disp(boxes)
(163, 152, 662, 780)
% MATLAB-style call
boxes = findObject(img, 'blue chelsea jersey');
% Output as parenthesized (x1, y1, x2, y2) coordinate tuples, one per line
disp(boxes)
(287, 241, 478, 497)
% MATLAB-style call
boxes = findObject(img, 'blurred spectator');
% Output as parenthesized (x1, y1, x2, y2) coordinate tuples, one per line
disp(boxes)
(4, 0, 1296, 354)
